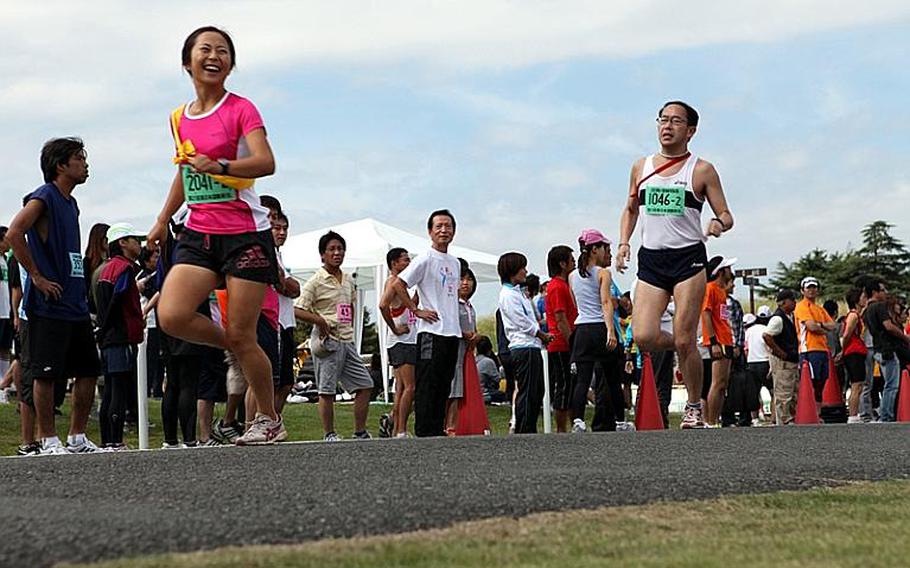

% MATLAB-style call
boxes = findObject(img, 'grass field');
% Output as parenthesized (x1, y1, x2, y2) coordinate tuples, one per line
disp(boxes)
(70, 479, 910, 567)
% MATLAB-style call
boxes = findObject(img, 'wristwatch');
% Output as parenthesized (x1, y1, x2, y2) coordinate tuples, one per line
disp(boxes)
(217, 158, 230, 175)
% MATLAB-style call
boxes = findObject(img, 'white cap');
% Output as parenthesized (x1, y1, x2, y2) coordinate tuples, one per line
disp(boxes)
(801, 276, 820, 289)
(106, 223, 145, 243)
(710, 256, 738, 278)
(743, 313, 757, 326)
(757, 305, 772, 318)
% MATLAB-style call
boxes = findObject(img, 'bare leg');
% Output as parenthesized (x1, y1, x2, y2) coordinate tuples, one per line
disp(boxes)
(33, 378, 57, 439)
(318, 394, 335, 434)
(275, 384, 292, 415)
(69, 376, 97, 436)
(157, 265, 224, 349)
(224, 276, 277, 420)
(353, 388, 370, 432)
(631, 281, 673, 352)
(393, 364, 415, 435)
(555, 409, 570, 433)
(244, 389, 256, 426)
(671, 272, 707, 405)
(223, 393, 243, 424)
(706, 359, 731, 425)
(197, 400, 214, 441)
(445, 398, 458, 431)
(13, 363, 36, 444)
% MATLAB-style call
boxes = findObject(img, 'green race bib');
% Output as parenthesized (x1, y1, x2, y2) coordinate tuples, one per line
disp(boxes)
(643, 186, 685, 216)
(181, 165, 236, 204)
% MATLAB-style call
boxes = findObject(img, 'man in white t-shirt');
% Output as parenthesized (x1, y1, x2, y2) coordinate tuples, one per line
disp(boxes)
(744, 307, 772, 423)
(381, 210, 462, 437)
(272, 212, 301, 414)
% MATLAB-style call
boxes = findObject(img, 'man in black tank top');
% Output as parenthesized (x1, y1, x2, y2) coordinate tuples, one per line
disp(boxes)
(615, 101, 735, 429)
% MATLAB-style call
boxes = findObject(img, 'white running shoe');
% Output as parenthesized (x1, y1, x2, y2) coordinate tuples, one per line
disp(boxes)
(235, 413, 287, 445)
(615, 421, 636, 432)
(66, 436, 101, 454)
(571, 418, 588, 433)
(39, 441, 69, 456)
(0, 389, 9, 404)
(847, 415, 863, 424)
(324, 431, 342, 442)
(680, 404, 706, 429)
(161, 442, 185, 450)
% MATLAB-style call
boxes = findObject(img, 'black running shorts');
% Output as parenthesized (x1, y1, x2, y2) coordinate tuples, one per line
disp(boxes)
(637, 242, 707, 293)
(176, 228, 279, 285)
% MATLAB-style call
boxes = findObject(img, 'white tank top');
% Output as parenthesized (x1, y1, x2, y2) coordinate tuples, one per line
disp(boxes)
(386, 302, 417, 347)
(570, 266, 605, 325)
(637, 154, 706, 250)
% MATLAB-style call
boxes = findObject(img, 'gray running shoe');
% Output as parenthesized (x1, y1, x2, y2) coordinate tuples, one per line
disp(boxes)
(212, 420, 243, 444)
(235, 414, 287, 446)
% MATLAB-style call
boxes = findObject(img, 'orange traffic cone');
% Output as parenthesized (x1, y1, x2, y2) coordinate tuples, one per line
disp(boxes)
(897, 368, 910, 423)
(635, 354, 665, 430)
(794, 361, 820, 425)
(821, 353, 844, 406)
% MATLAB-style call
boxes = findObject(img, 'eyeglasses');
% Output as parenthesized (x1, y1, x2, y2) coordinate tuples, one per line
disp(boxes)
(656, 116, 687, 126)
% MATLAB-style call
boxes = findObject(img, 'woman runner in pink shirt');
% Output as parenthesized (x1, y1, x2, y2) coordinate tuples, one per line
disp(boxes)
(147, 26, 285, 445)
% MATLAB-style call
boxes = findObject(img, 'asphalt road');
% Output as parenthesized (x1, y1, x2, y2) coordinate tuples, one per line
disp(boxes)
(3, 424, 910, 567)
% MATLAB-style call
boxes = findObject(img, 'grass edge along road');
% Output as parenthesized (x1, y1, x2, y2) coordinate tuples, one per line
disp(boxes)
(71, 479, 910, 568)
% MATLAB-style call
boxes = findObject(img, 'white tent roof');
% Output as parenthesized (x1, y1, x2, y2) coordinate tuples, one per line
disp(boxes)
(281, 218, 500, 289)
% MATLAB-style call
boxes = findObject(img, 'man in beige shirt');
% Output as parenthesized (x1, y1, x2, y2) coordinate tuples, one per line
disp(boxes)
(295, 231, 373, 442)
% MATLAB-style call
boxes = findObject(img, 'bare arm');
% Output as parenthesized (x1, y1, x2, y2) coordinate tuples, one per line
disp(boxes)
(599, 270, 618, 350)
(554, 311, 572, 345)
(276, 274, 301, 299)
(763, 333, 788, 360)
(841, 312, 858, 345)
(8, 200, 62, 300)
(804, 318, 837, 333)
(615, 160, 644, 273)
(883, 319, 910, 345)
(380, 275, 438, 324)
(147, 172, 185, 250)
(378, 278, 413, 335)
(189, 128, 276, 178)
(294, 306, 330, 338)
(142, 292, 160, 319)
(699, 160, 734, 238)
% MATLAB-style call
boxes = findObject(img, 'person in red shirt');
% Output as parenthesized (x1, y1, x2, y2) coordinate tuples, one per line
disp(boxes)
(545, 245, 578, 433)
(702, 256, 736, 426)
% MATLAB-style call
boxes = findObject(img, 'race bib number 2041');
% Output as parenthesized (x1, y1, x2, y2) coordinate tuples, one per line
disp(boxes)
(181, 165, 235, 204)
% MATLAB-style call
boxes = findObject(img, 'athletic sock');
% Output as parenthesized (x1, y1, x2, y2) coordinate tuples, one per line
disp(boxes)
(42, 436, 61, 448)
(67, 433, 86, 446)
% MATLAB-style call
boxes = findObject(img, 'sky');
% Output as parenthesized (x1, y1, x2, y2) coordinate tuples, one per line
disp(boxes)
(2, 1, 909, 315)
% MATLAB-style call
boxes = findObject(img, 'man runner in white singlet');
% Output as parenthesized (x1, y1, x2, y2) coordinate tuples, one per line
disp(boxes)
(615, 101, 734, 429)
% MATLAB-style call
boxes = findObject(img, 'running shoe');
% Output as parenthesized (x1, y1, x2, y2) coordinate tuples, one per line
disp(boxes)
(224, 350, 246, 387)
(235, 413, 287, 445)
(212, 420, 243, 444)
(571, 418, 588, 433)
(615, 421, 636, 432)
(199, 439, 221, 447)
(378, 414, 393, 438)
(352, 430, 372, 440)
(394, 432, 410, 439)
(680, 404, 706, 429)
(161, 442, 184, 450)
(39, 441, 70, 456)
(324, 431, 342, 442)
(847, 415, 863, 424)
(16, 442, 41, 456)
(0, 388, 9, 404)
(104, 443, 129, 452)
(66, 436, 101, 454)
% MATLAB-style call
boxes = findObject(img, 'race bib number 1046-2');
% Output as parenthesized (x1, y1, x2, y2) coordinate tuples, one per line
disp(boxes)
(643, 186, 685, 216)
(181, 165, 236, 204)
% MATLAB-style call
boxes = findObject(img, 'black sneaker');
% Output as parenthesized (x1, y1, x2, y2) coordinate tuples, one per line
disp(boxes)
(353, 430, 373, 440)
(16, 442, 41, 456)
(378, 414, 393, 438)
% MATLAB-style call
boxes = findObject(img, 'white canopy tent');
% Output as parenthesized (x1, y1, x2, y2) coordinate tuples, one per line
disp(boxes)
(281, 217, 500, 401)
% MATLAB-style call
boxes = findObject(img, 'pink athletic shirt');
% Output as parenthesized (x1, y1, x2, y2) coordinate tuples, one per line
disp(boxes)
(176, 92, 272, 235)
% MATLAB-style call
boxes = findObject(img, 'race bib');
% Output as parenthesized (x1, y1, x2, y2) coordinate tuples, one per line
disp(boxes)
(407, 309, 417, 325)
(181, 165, 236, 204)
(69, 252, 84, 278)
(336, 303, 353, 325)
(643, 186, 685, 216)
(720, 304, 730, 322)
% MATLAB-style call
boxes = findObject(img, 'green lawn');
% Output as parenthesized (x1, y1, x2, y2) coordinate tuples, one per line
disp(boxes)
(70, 479, 910, 567)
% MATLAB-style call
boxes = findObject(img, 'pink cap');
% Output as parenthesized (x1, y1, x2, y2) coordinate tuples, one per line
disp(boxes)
(578, 228, 612, 247)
